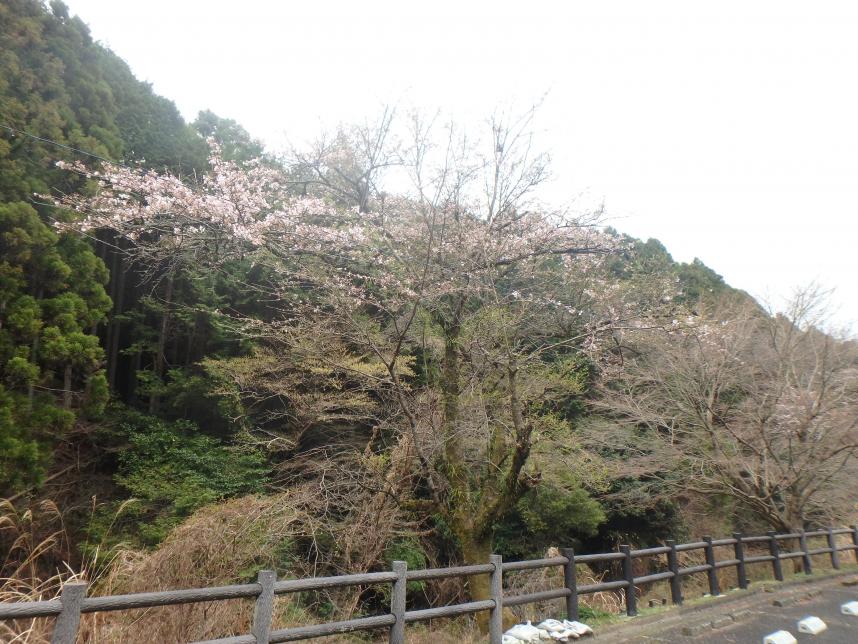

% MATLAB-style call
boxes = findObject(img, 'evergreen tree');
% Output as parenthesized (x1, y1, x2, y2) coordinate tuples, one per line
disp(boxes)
(0, 201, 110, 491)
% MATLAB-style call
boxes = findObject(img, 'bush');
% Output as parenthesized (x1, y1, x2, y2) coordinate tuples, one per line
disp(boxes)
(0, 387, 74, 494)
(383, 538, 428, 594)
(494, 482, 605, 560)
(82, 370, 109, 419)
(0, 386, 43, 492)
(94, 411, 268, 546)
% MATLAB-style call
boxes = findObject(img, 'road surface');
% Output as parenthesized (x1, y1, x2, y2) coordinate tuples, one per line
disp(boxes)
(664, 585, 857, 643)
(596, 572, 858, 643)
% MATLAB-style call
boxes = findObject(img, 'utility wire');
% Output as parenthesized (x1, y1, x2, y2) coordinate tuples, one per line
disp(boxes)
(1, 122, 131, 168)
(0, 121, 139, 253)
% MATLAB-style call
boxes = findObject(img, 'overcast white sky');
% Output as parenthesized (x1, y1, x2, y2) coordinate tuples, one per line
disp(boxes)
(64, 0, 858, 333)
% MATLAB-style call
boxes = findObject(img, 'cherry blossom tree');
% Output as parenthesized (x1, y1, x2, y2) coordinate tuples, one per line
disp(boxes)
(52, 111, 667, 618)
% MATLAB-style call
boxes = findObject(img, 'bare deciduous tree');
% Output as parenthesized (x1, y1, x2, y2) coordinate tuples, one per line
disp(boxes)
(288, 106, 401, 212)
(596, 288, 858, 532)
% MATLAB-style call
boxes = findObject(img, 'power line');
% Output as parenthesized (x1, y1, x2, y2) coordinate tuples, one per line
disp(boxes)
(0, 122, 130, 168)
(0, 122, 143, 250)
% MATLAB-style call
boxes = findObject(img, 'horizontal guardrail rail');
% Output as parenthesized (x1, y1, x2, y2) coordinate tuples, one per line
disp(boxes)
(2, 525, 857, 643)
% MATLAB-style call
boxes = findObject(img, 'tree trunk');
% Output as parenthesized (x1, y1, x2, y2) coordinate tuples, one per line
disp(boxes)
(149, 272, 174, 413)
(440, 323, 467, 499)
(107, 250, 125, 391)
(32, 289, 43, 381)
(783, 506, 805, 574)
(458, 528, 516, 632)
(129, 348, 142, 403)
(63, 363, 72, 409)
(185, 312, 199, 366)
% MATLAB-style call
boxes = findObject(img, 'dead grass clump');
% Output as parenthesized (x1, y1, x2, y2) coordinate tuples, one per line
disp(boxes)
(0, 499, 95, 643)
(82, 492, 307, 643)
(503, 548, 623, 624)
(403, 617, 485, 643)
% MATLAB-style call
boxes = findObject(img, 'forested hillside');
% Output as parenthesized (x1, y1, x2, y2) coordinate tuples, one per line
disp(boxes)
(2, 2, 856, 641)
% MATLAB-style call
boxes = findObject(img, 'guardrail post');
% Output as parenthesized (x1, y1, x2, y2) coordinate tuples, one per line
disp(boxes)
(620, 545, 637, 617)
(666, 540, 683, 605)
(703, 536, 720, 596)
(768, 531, 784, 581)
(489, 554, 503, 644)
(390, 560, 407, 644)
(51, 581, 87, 644)
(251, 570, 276, 644)
(851, 525, 858, 563)
(827, 527, 840, 570)
(560, 548, 578, 621)
(799, 530, 812, 575)
(732, 533, 748, 589)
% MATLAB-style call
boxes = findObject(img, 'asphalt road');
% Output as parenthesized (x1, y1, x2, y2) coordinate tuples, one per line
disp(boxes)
(710, 586, 858, 644)
(631, 585, 858, 643)
(595, 572, 858, 644)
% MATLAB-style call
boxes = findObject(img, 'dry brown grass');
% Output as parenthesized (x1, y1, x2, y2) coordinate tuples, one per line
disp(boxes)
(501, 547, 622, 624)
(0, 498, 91, 643)
(0, 493, 311, 643)
(80, 493, 312, 643)
(4, 495, 856, 644)
(0, 457, 409, 644)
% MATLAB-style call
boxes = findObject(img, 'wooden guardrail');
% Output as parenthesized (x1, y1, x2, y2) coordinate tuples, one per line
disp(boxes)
(2, 526, 857, 643)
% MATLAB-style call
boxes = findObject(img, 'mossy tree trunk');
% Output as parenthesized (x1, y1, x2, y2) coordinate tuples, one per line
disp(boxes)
(437, 313, 530, 632)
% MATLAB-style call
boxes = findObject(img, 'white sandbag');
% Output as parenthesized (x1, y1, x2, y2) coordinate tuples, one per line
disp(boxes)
(561, 620, 594, 636)
(762, 630, 797, 644)
(797, 616, 827, 634)
(537, 619, 567, 633)
(537, 620, 579, 641)
(505, 621, 546, 643)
